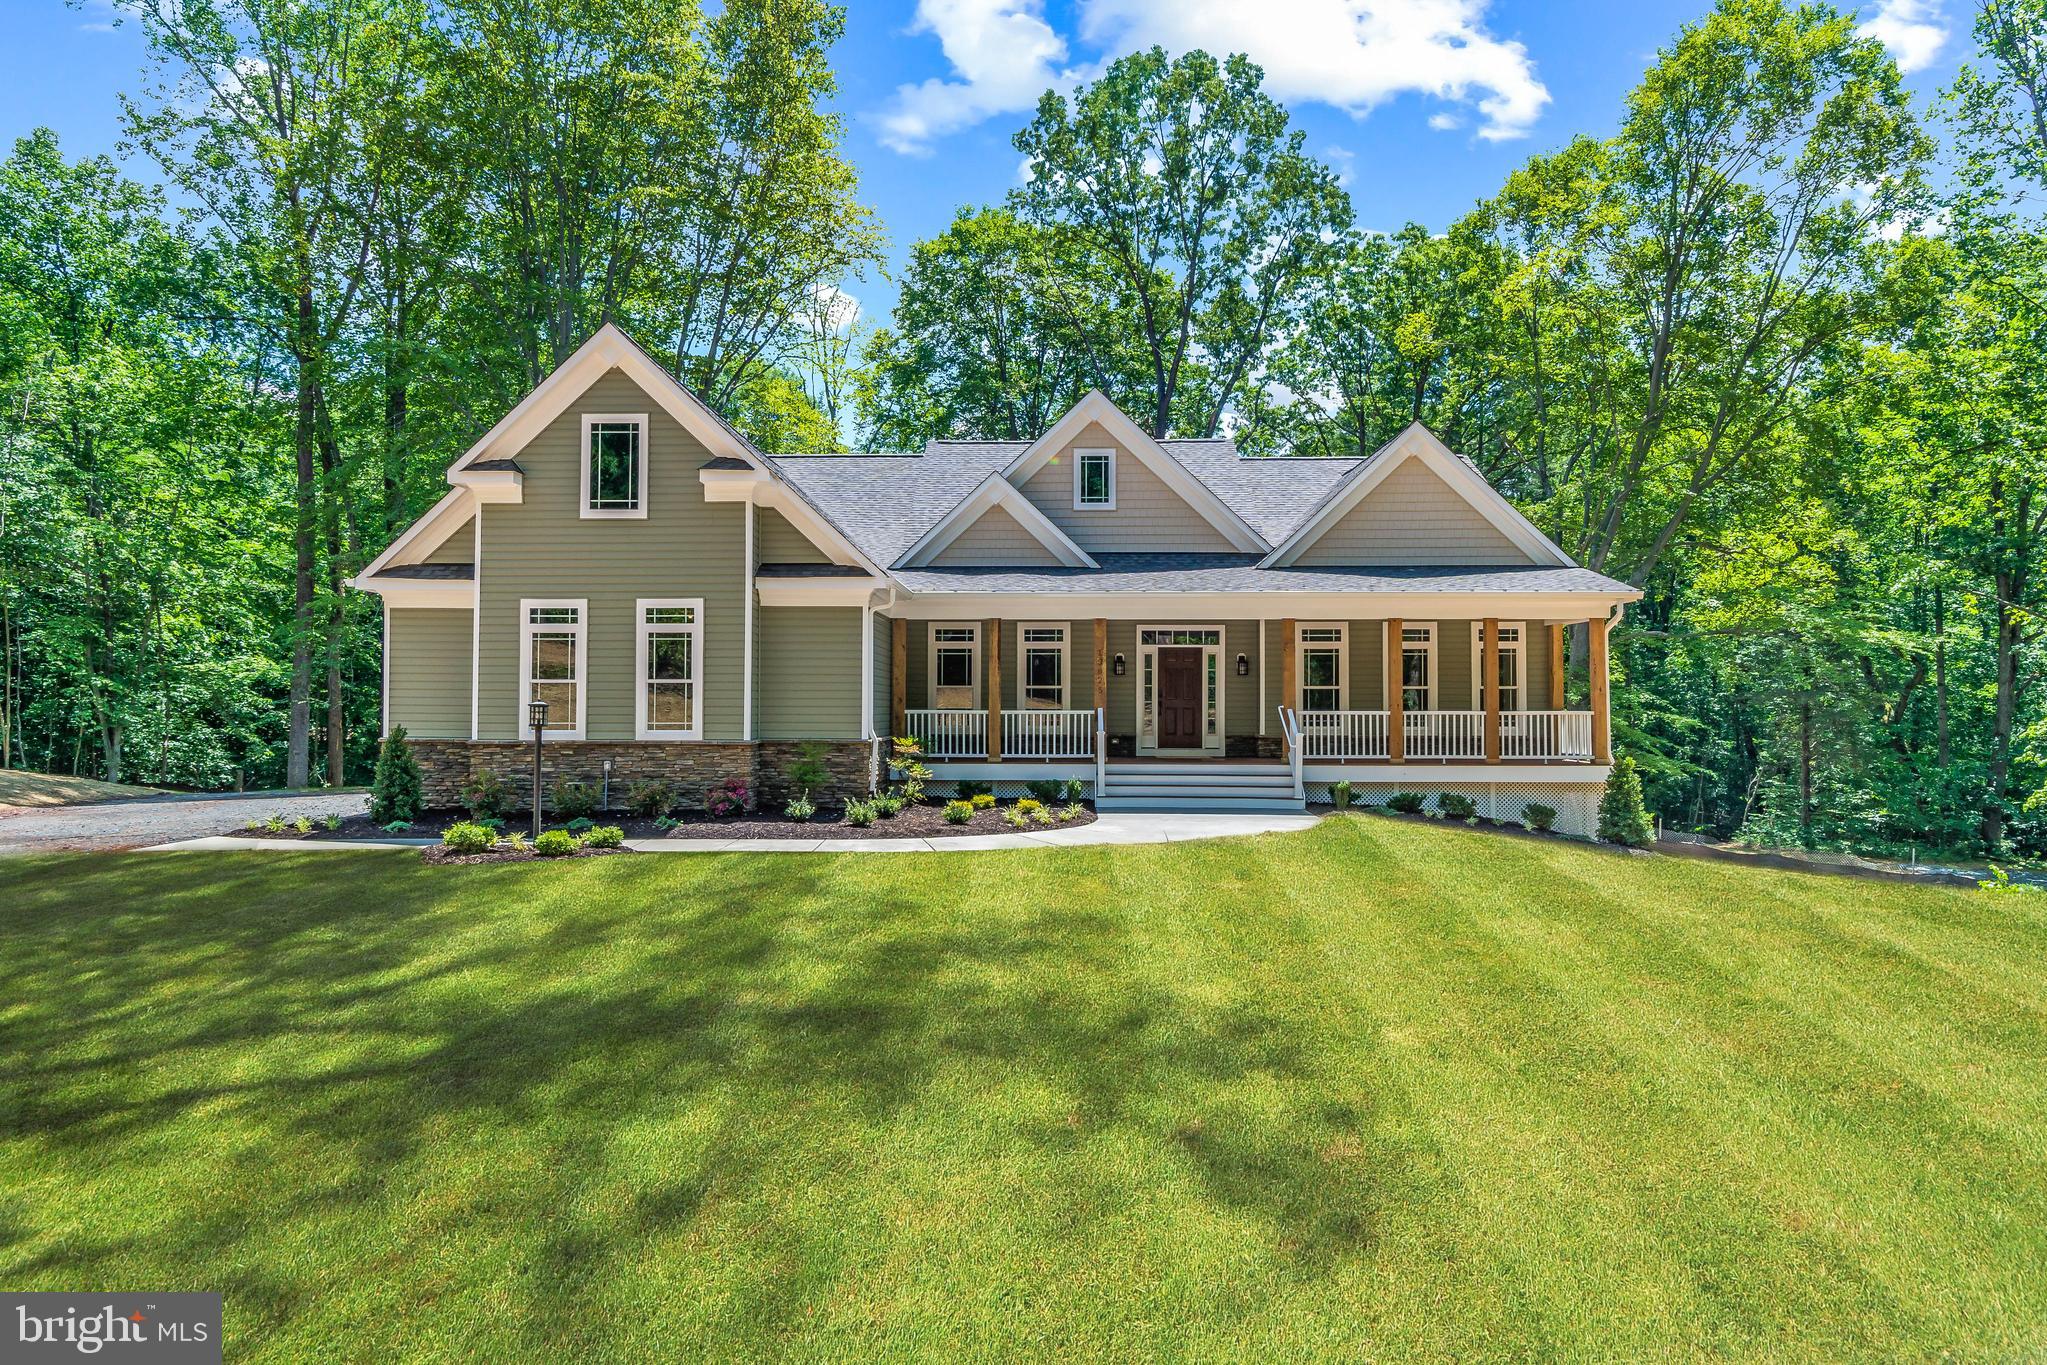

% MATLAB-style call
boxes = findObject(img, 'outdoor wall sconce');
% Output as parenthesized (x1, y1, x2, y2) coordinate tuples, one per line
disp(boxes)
(1235, 653, 1250, 676)
(1112, 653, 1127, 676)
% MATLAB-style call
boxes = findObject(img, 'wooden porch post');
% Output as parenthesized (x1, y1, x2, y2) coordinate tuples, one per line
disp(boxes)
(1279, 618, 1298, 717)
(1386, 618, 1405, 763)
(1482, 617, 1501, 763)
(890, 617, 907, 740)
(1093, 618, 1108, 715)
(1589, 613, 1611, 764)
(1547, 623, 1565, 710)
(986, 619, 1003, 760)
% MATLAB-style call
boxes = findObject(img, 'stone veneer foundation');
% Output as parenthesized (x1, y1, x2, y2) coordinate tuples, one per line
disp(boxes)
(408, 739, 875, 812)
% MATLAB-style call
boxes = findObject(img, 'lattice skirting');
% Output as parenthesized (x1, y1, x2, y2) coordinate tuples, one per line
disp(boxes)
(1307, 780, 1602, 839)
(928, 779, 1098, 800)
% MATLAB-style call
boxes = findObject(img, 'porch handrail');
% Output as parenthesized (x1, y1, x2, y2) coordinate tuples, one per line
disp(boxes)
(904, 707, 988, 759)
(1298, 709, 1390, 759)
(1276, 704, 1305, 801)
(1003, 708, 1095, 758)
(1095, 706, 1107, 797)
(1286, 707, 1599, 762)
(1500, 709, 1594, 761)
(1404, 709, 1486, 761)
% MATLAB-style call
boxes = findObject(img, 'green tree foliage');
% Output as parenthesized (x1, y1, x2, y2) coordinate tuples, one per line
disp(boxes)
(368, 725, 424, 823)
(1599, 757, 1655, 848)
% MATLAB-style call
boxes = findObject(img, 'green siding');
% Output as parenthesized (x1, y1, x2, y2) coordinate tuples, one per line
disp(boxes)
(388, 608, 472, 739)
(871, 612, 893, 739)
(758, 506, 829, 564)
(424, 517, 474, 565)
(476, 368, 747, 741)
(756, 606, 864, 739)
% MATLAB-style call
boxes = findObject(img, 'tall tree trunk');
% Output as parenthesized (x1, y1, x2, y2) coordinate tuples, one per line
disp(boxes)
(287, 285, 319, 790)
(1934, 582, 1949, 769)
(318, 390, 347, 788)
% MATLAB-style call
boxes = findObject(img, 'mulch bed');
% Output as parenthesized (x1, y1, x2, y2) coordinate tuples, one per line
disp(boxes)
(421, 844, 631, 866)
(224, 801, 1097, 844)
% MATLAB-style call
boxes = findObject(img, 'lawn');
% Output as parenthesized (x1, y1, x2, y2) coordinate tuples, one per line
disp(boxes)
(0, 770, 159, 808)
(3, 818, 2044, 1360)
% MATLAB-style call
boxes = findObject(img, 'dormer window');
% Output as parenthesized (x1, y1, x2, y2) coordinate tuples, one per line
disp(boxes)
(581, 413, 647, 518)
(1075, 448, 1115, 509)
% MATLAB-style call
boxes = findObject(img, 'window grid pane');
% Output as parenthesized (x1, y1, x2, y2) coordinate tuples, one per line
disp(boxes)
(589, 424, 639, 508)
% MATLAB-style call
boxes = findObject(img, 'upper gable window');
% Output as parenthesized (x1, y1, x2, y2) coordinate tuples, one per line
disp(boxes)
(1074, 448, 1115, 509)
(581, 413, 648, 519)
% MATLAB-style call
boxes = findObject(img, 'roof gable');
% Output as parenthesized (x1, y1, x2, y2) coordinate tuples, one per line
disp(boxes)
(897, 475, 1098, 569)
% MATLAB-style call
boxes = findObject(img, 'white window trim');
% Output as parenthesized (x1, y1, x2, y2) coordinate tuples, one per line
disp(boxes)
(1399, 620, 1438, 713)
(1019, 621, 1070, 710)
(1470, 620, 1526, 711)
(519, 598, 588, 740)
(1296, 621, 1349, 712)
(1073, 447, 1116, 510)
(636, 598, 704, 741)
(580, 413, 649, 520)
(927, 621, 981, 709)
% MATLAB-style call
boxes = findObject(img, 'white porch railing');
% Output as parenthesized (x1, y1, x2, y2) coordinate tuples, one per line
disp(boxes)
(1003, 708, 1096, 758)
(1404, 710, 1488, 760)
(1500, 709, 1594, 761)
(1300, 709, 1390, 759)
(905, 708, 987, 758)
(1277, 705, 1306, 801)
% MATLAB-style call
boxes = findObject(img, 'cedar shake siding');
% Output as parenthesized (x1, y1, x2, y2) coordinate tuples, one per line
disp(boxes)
(476, 367, 747, 741)
(929, 504, 1062, 567)
(387, 608, 473, 739)
(1017, 422, 1236, 553)
(1293, 458, 1532, 566)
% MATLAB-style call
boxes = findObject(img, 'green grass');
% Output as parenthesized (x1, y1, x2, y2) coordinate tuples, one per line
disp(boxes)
(3, 817, 2044, 1360)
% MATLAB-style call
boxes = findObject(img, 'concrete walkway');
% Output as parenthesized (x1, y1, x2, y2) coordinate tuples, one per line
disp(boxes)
(139, 811, 1322, 855)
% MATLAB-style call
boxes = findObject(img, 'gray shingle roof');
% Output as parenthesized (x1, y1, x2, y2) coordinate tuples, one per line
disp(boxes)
(888, 556, 1633, 596)
(467, 458, 524, 473)
(755, 562, 874, 578)
(377, 562, 474, 580)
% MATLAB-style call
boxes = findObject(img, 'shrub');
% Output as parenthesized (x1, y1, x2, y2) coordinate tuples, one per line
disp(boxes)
(786, 741, 832, 803)
(1059, 777, 1086, 802)
(1059, 802, 1085, 822)
(888, 738, 931, 803)
(1015, 797, 1044, 815)
(1523, 802, 1558, 832)
(624, 779, 676, 819)
(243, 819, 262, 832)
(653, 815, 680, 831)
(441, 821, 496, 855)
(1003, 807, 1031, 828)
(561, 816, 594, 833)
(784, 793, 817, 821)
(289, 816, 311, 834)
(1330, 780, 1354, 810)
(874, 791, 905, 817)
(502, 831, 528, 853)
(969, 792, 996, 809)
(705, 779, 750, 818)
(1387, 792, 1426, 814)
(550, 779, 600, 821)
(264, 814, 286, 834)
(955, 780, 992, 799)
(1033, 808, 1054, 825)
(844, 799, 877, 827)
(1979, 866, 2041, 895)
(477, 816, 505, 832)
(581, 825, 624, 849)
(534, 829, 579, 857)
(460, 768, 515, 822)
(1026, 780, 1062, 804)
(1598, 756, 1653, 848)
(380, 819, 414, 834)
(1438, 793, 1477, 820)
(322, 813, 343, 832)
(942, 799, 974, 824)
(369, 726, 425, 824)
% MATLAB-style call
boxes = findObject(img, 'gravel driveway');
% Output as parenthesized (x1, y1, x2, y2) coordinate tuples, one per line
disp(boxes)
(0, 790, 369, 853)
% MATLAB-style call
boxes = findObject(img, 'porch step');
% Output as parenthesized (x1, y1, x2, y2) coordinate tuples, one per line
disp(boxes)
(1110, 760, 1287, 777)
(1107, 779, 1295, 799)
(1095, 795, 1308, 814)
(1098, 758, 1305, 813)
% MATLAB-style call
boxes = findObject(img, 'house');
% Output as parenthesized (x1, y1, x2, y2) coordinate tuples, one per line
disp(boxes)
(352, 324, 1641, 834)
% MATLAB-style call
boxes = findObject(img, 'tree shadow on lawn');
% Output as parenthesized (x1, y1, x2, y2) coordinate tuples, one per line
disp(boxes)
(0, 847, 1439, 1349)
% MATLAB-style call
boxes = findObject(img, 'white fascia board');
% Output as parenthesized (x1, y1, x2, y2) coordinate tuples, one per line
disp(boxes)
(1262, 424, 1575, 569)
(347, 578, 477, 609)
(999, 391, 1267, 553)
(896, 476, 1098, 569)
(755, 578, 889, 607)
(448, 468, 523, 503)
(888, 589, 1638, 621)
(699, 467, 772, 501)
(358, 488, 476, 579)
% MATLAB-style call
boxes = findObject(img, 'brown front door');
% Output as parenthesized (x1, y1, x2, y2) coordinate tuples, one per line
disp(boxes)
(1158, 647, 1204, 749)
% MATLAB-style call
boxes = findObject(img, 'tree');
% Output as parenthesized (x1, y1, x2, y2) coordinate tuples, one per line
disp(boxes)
(369, 724, 423, 822)
(1599, 756, 1654, 847)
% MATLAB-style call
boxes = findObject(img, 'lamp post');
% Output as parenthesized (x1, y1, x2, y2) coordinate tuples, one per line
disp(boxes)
(527, 699, 549, 839)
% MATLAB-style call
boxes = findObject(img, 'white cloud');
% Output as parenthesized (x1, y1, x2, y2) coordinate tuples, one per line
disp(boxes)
(872, 0, 1552, 153)
(1427, 112, 1462, 131)
(1859, 0, 1947, 74)
(1323, 144, 1356, 186)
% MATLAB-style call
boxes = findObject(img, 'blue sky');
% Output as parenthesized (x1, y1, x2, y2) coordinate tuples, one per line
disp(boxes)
(4, 0, 1968, 326)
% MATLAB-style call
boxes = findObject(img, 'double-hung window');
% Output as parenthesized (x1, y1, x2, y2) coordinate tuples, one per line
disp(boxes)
(1400, 623, 1436, 712)
(520, 600, 587, 738)
(930, 624, 979, 709)
(581, 413, 648, 518)
(1020, 624, 1068, 710)
(637, 600, 703, 740)
(1074, 448, 1115, 508)
(1298, 624, 1347, 713)
(1473, 622, 1524, 712)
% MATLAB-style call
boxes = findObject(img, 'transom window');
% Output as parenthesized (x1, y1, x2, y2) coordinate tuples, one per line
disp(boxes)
(520, 600, 587, 737)
(581, 413, 648, 518)
(1074, 448, 1116, 509)
(1400, 623, 1436, 712)
(1021, 623, 1068, 710)
(1139, 628, 1220, 646)
(637, 599, 703, 740)
(1298, 623, 1347, 713)
(1473, 622, 1524, 712)
(929, 624, 979, 709)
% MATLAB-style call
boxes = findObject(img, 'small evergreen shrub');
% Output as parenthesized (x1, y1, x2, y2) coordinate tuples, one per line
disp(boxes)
(460, 769, 515, 822)
(1438, 793, 1478, 820)
(369, 726, 425, 824)
(380, 819, 414, 834)
(564, 816, 596, 833)
(784, 792, 817, 821)
(874, 792, 905, 817)
(581, 825, 624, 849)
(477, 817, 506, 833)
(844, 799, 877, 827)
(1330, 780, 1355, 810)
(969, 792, 996, 809)
(550, 780, 600, 820)
(624, 780, 676, 818)
(654, 815, 681, 831)
(1026, 780, 1062, 804)
(1387, 792, 1426, 814)
(1059, 778, 1086, 802)
(785, 741, 832, 803)
(705, 779, 749, 818)
(942, 799, 974, 824)
(955, 780, 993, 799)
(888, 738, 932, 804)
(534, 829, 579, 857)
(441, 822, 496, 855)
(1523, 802, 1558, 832)
(1599, 756, 1653, 848)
